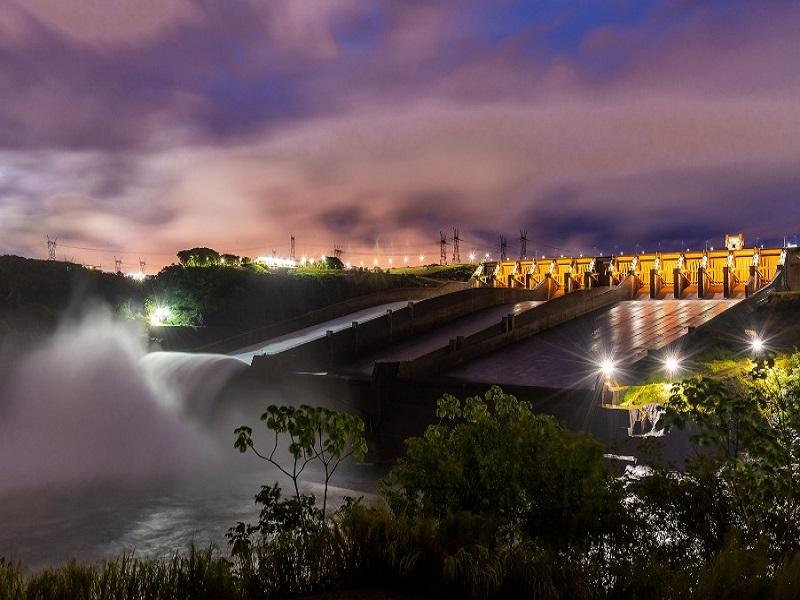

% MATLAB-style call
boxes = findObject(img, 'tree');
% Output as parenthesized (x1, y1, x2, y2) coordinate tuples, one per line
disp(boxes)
(321, 256, 344, 270)
(177, 247, 220, 267)
(651, 352, 800, 556)
(234, 404, 367, 517)
(380, 386, 624, 550)
(220, 253, 240, 266)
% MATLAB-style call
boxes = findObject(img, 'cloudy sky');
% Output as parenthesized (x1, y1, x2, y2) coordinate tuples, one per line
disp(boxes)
(1, 0, 799, 270)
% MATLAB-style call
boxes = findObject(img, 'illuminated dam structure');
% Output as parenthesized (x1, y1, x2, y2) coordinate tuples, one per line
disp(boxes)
(477, 244, 786, 300)
(234, 240, 798, 454)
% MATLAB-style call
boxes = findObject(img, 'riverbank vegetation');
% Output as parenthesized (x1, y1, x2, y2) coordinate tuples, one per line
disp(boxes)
(0, 254, 464, 340)
(4, 353, 800, 598)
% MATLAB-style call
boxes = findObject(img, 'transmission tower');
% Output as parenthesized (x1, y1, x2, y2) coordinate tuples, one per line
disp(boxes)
(333, 244, 343, 259)
(519, 230, 528, 260)
(500, 236, 508, 261)
(139, 258, 147, 275)
(46, 235, 57, 261)
(439, 231, 448, 265)
(114, 256, 123, 274)
(452, 228, 461, 264)
(290, 235, 296, 260)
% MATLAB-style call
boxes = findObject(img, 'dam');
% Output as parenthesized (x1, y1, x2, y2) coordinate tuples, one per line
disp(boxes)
(210, 241, 799, 454)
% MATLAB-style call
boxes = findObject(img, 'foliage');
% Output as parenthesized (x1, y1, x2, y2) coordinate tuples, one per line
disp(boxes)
(381, 386, 624, 550)
(229, 403, 368, 597)
(220, 253, 241, 266)
(620, 382, 671, 408)
(0, 548, 238, 600)
(177, 247, 221, 267)
(653, 353, 800, 555)
(235, 404, 367, 515)
(321, 256, 345, 270)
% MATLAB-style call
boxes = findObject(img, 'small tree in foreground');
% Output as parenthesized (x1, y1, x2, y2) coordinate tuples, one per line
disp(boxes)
(234, 405, 367, 516)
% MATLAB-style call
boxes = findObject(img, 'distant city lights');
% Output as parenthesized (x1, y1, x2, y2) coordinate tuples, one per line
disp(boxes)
(255, 256, 296, 268)
(126, 272, 146, 282)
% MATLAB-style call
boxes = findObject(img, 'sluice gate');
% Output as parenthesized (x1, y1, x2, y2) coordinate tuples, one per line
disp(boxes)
(479, 246, 787, 300)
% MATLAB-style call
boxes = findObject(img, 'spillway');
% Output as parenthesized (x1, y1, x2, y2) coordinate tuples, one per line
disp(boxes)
(231, 301, 409, 363)
(446, 299, 737, 389)
(346, 300, 543, 374)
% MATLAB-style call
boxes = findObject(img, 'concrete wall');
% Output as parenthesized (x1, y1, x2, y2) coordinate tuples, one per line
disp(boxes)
(389, 278, 634, 380)
(251, 286, 541, 374)
(785, 248, 800, 291)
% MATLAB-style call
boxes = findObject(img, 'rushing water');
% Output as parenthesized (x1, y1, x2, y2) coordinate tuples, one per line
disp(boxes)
(0, 310, 381, 569)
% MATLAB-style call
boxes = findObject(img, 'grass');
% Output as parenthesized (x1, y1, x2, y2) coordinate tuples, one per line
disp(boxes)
(0, 548, 238, 600)
(619, 382, 672, 408)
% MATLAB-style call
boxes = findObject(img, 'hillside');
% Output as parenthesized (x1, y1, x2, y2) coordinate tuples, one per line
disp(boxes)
(0, 256, 470, 343)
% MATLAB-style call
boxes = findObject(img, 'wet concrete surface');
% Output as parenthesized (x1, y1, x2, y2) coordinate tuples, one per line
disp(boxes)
(231, 301, 410, 363)
(345, 301, 543, 375)
(448, 299, 738, 389)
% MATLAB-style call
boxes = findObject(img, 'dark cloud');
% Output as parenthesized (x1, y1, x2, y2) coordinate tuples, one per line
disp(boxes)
(0, 0, 798, 267)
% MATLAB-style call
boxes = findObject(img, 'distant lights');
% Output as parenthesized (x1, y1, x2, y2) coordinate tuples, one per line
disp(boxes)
(255, 256, 296, 268)
(126, 272, 146, 282)
(469, 252, 476, 262)
(373, 258, 379, 267)
(750, 337, 765, 354)
(419, 255, 425, 263)
(404, 256, 409, 265)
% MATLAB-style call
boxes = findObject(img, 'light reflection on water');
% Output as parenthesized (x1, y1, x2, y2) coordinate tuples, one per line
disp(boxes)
(0, 463, 382, 571)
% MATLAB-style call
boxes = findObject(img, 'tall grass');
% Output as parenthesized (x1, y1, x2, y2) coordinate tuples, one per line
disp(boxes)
(5, 517, 800, 599)
(0, 547, 237, 600)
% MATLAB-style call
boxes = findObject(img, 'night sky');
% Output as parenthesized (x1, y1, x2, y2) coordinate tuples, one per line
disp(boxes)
(1, 0, 799, 270)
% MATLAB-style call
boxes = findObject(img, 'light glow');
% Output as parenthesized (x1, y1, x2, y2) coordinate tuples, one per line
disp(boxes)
(149, 306, 171, 327)
(600, 358, 615, 378)
(664, 356, 681, 375)
(255, 256, 296, 268)
(751, 337, 764, 353)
